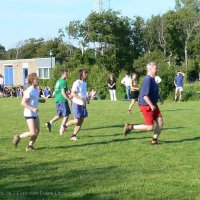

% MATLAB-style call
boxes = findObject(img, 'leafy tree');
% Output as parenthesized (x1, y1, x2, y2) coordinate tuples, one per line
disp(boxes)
(0, 44, 6, 60)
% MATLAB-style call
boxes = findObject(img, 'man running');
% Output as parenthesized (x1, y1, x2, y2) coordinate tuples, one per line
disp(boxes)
(123, 62, 163, 145)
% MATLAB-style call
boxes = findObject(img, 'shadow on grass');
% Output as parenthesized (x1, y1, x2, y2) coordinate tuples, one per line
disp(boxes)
(81, 124, 123, 131)
(0, 163, 122, 200)
(38, 136, 152, 150)
(160, 136, 200, 144)
(162, 126, 184, 131)
(162, 108, 192, 112)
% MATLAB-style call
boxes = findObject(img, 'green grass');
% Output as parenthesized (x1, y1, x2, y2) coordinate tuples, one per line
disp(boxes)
(1, 98, 200, 200)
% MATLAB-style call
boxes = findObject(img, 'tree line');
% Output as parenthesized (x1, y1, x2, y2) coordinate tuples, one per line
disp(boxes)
(0, 0, 200, 98)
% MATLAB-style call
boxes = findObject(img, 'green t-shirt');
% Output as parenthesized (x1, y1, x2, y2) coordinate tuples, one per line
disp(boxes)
(54, 78, 68, 103)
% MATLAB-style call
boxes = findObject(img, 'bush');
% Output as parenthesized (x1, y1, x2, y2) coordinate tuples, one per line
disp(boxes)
(182, 82, 200, 101)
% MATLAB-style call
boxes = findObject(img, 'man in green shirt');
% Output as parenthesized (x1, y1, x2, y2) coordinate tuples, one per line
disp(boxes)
(46, 70, 71, 135)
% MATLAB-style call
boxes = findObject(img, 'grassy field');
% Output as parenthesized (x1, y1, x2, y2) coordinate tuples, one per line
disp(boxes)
(0, 98, 200, 200)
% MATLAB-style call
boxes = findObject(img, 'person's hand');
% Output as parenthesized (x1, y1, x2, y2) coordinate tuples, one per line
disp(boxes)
(32, 108, 39, 113)
(86, 98, 90, 104)
(82, 98, 86, 105)
(150, 105, 156, 111)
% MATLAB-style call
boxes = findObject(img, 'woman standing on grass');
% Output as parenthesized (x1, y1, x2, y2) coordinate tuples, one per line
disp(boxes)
(13, 73, 40, 152)
(128, 73, 139, 114)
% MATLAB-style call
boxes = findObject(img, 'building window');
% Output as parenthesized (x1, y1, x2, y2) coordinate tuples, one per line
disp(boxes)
(38, 68, 50, 79)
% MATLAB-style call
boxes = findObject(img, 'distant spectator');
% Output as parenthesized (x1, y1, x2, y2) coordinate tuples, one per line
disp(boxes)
(128, 73, 139, 114)
(121, 71, 131, 100)
(0, 74, 4, 93)
(19, 86, 24, 97)
(67, 88, 72, 99)
(173, 71, 185, 103)
(38, 87, 43, 98)
(88, 89, 98, 100)
(108, 74, 117, 101)
(4, 87, 10, 97)
(41, 86, 51, 98)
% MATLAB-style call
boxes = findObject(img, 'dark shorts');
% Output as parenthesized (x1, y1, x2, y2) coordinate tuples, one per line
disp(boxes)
(56, 102, 71, 117)
(72, 102, 88, 119)
(139, 105, 162, 125)
(131, 91, 139, 100)
(24, 116, 38, 120)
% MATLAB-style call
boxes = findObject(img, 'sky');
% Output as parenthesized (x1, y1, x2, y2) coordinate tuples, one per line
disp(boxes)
(0, 0, 175, 50)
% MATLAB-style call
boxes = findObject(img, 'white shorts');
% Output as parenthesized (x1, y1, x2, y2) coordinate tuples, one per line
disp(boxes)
(176, 86, 183, 93)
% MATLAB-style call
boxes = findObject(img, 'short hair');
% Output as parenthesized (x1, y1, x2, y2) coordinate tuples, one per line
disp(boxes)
(79, 69, 87, 79)
(60, 69, 68, 76)
(146, 62, 157, 71)
(28, 73, 38, 84)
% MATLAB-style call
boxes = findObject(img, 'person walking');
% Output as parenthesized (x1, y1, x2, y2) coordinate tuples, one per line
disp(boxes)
(46, 70, 71, 135)
(64, 69, 89, 141)
(128, 73, 139, 114)
(108, 74, 117, 101)
(123, 62, 163, 145)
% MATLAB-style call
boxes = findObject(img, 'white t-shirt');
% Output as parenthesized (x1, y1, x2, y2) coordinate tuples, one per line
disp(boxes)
(121, 75, 131, 87)
(23, 86, 39, 117)
(0, 77, 4, 85)
(72, 80, 87, 105)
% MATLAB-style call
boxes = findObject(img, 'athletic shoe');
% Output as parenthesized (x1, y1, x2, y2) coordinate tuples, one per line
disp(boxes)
(46, 122, 51, 132)
(59, 125, 67, 135)
(26, 145, 35, 152)
(13, 135, 20, 147)
(127, 110, 131, 114)
(70, 135, 78, 141)
(150, 140, 158, 145)
(123, 123, 131, 136)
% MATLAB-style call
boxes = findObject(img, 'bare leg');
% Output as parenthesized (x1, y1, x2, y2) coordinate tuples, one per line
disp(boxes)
(72, 118, 84, 136)
(179, 91, 182, 102)
(133, 124, 154, 131)
(29, 117, 40, 146)
(128, 99, 135, 112)
(65, 119, 79, 127)
(19, 118, 38, 139)
(152, 117, 163, 140)
(61, 116, 69, 127)
(50, 115, 62, 124)
(174, 91, 178, 101)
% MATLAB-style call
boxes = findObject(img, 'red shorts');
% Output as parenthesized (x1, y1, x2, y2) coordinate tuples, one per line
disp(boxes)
(139, 105, 162, 125)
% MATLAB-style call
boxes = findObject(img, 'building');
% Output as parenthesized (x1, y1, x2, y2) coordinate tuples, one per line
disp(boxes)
(0, 57, 55, 86)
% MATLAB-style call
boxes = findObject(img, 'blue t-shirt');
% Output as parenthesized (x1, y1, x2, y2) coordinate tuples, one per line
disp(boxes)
(138, 75, 159, 106)
(44, 89, 51, 97)
(175, 75, 184, 87)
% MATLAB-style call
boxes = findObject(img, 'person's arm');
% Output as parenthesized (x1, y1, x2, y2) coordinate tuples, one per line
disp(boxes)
(121, 77, 125, 84)
(112, 82, 116, 87)
(174, 79, 177, 87)
(143, 96, 155, 111)
(132, 82, 139, 91)
(61, 89, 69, 100)
(71, 90, 86, 104)
(21, 97, 38, 113)
(108, 80, 112, 88)
(181, 72, 185, 76)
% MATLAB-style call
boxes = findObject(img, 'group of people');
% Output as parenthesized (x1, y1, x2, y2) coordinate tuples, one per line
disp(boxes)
(12, 62, 186, 151)
(13, 69, 89, 151)
(0, 74, 24, 98)
(39, 86, 52, 98)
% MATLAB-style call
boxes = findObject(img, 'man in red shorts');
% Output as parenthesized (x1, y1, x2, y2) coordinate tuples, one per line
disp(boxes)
(123, 62, 163, 145)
